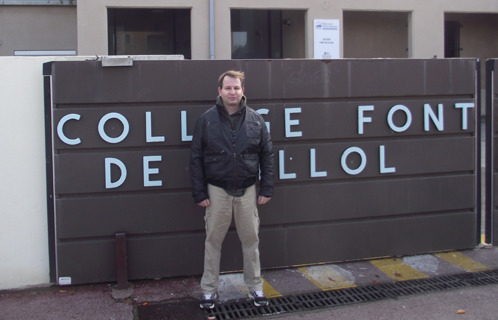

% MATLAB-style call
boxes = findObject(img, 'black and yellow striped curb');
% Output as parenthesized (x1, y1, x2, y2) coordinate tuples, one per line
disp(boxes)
(218, 248, 498, 300)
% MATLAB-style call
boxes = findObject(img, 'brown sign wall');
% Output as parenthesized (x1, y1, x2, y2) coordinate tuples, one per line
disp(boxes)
(44, 59, 480, 285)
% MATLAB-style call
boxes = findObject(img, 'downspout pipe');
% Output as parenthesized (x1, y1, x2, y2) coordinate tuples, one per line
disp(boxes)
(209, 0, 215, 60)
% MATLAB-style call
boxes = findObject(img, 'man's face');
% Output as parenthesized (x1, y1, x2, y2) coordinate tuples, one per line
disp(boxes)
(218, 76, 245, 109)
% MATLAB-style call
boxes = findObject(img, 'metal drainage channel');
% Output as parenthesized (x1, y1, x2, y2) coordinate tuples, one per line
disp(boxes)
(204, 269, 498, 320)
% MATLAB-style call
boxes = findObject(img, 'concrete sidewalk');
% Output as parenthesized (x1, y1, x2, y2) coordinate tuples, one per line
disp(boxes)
(1, 246, 497, 320)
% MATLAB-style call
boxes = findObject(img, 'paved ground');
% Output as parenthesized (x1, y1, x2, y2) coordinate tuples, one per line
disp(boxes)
(1, 246, 497, 320)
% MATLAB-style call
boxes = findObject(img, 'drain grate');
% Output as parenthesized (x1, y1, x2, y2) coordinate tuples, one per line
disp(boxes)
(138, 298, 207, 320)
(204, 285, 389, 320)
(204, 269, 498, 320)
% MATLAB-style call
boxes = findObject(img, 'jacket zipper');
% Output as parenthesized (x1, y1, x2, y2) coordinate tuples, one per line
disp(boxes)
(232, 138, 237, 191)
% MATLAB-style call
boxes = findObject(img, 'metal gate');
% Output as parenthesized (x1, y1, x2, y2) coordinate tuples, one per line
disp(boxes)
(486, 59, 497, 246)
(44, 59, 481, 285)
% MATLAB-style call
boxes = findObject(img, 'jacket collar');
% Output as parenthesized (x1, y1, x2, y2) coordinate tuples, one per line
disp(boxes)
(216, 95, 247, 116)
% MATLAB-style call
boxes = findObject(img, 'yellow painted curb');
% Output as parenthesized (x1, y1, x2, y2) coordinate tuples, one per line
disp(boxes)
(370, 258, 429, 281)
(299, 265, 356, 291)
(435, 251, 491, 272)
(262, 277, 283, 298)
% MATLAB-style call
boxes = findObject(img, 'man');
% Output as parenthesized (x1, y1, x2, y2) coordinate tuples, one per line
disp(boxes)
(189, 70, 274, 309)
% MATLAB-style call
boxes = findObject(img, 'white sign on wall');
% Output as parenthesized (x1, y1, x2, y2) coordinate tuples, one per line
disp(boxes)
(313, 19, 340, 59)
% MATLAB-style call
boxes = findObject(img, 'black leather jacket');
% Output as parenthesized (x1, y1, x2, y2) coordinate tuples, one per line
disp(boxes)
(189, 96, 274, 204)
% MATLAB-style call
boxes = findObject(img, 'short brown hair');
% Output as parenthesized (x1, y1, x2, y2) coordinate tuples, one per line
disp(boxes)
(218, 70, 245, 88)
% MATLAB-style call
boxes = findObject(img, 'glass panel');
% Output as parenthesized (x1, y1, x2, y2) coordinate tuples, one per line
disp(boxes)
(444, 21, 461, 58)
(270, 11, 283, 59)
(107, 8, 191, 58)
(231, 9, 282, 59)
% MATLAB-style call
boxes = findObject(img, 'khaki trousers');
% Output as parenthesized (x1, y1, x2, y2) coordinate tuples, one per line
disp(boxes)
(201, 184, 263, 294)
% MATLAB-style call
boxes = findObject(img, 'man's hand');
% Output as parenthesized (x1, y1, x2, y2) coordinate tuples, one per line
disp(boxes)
(258, 196, 271, 205)
(197, 199, 211, 207)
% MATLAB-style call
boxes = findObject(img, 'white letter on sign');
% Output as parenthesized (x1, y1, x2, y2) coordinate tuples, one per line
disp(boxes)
(57, 113, 81, 145)
(310, 148, 327, 177)
(105, 158, 127, 189)
(379, 145, 396, 173)
(279, 150, 296, 179)
(146, 111, 165, 142)
(387, 105, 412, 133)
(454, 103, 474, 130)
(358, 105, 374, 134)
(341, 147, 366, 175)
(98, 112, 130, 143)
(285, 108, 302, 138)
(424, 104, 444, 131)
(143, 155, 162, 187)
(181, 111, 193, 141)
(256, 108, 270, 133)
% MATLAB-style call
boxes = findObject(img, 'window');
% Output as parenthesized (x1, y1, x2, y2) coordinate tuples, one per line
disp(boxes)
(108, 8, 191, 58)
(231, 10, 283, 59)
(230, 9, 305, 59)
(343, 11, 409, 58)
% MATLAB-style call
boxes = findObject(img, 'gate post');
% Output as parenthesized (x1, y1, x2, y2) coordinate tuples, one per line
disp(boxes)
(485, 59, 496, 245)
(115, 232, 128, 289)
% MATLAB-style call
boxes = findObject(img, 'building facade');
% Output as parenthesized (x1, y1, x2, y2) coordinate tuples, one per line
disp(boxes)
(1, 0, 497, 61)
(77, 0, 498, 62)
(0, 1, 77, 56)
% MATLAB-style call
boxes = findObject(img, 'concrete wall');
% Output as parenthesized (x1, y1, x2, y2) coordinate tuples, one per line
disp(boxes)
(0, 56, 90, 290)
(77, 0, 498, 59)
(0, 5, 77, 56)
(0, 57, 49, 290)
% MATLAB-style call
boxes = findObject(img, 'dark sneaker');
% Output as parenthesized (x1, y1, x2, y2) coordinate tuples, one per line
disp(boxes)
(200, 293, 218, 309)
(248, 291, 269, 307)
